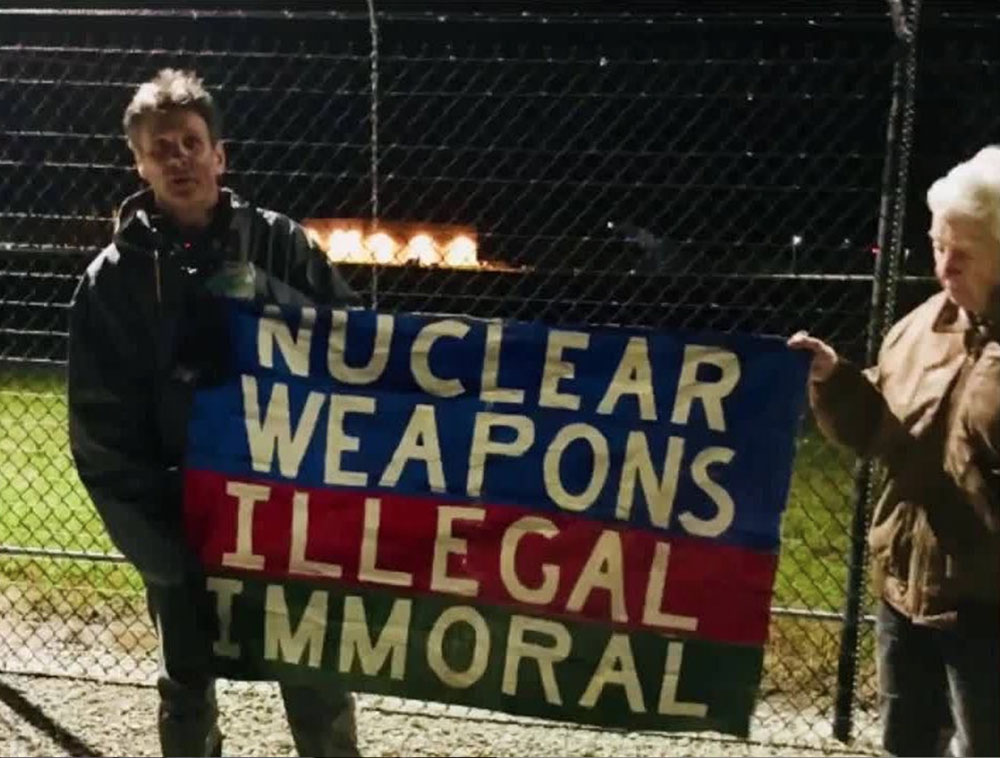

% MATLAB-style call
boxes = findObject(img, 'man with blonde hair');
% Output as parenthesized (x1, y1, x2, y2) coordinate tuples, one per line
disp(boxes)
(68, 69, 360, 757)
(789, 148, 1000, 756)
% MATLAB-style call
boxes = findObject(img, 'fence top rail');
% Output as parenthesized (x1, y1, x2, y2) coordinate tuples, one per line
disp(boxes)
(0, 6, 899, 29)
(5, 7, 992, 29)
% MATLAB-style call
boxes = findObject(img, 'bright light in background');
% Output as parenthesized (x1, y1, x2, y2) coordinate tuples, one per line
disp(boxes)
(302, 218, 493, 269)
(791, 235, 803, 246)
(366, 231, 399, 264)
(406, 233, 439, 266)
(444, 235, 477, 267)
(328, 229, 365, 263)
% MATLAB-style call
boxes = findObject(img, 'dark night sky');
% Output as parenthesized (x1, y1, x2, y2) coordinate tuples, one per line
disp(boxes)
(1, 0, 995, 358)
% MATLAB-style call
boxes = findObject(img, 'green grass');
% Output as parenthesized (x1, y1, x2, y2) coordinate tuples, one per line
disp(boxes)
(0, 372, 114, 554)
(2, 370, 859, 607)
(776, 429, 857, 611)
(0, 369, 144, 613)
(0, 368, 876, 703)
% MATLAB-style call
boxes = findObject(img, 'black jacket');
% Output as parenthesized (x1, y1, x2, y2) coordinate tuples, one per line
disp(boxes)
(68, 188, 359, 585)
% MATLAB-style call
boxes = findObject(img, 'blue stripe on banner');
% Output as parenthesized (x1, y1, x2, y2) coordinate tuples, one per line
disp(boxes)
(184, 300, 809, 550)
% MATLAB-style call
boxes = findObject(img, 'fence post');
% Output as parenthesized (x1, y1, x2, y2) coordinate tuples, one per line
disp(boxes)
(833, 0, 920, 743)
(366, 0, 381, 309)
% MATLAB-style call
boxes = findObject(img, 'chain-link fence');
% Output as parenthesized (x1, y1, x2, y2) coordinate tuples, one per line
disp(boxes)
(0, 2, 989, 751)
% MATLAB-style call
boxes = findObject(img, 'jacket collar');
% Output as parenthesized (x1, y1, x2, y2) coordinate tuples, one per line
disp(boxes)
(931, 296, 972, 334)
(932, 287, 999, 329)
(931, 286, 1000, 357)
(112, 187, 248, 256)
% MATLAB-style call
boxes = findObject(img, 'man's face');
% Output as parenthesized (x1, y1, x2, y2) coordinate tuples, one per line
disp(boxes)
(131, 108, 225, 224)
(930, 212, 1000, 314)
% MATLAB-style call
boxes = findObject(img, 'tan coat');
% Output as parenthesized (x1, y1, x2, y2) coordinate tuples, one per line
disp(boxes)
(810, 290, 999, 625)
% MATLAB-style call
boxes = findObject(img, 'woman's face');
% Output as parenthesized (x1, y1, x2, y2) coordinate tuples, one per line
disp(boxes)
(930, 212, 1000, 315)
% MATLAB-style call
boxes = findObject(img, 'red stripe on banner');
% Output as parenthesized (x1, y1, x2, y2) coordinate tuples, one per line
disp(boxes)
(183, 469, 776, 646)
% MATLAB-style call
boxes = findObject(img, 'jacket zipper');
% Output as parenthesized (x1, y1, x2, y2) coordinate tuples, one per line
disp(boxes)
(154, 248, 163, 304)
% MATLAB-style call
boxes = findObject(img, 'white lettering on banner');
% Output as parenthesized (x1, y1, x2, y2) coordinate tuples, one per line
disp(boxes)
(215, 490, 704, 632)
(359, 498, 413, 587)
(339, 596, 411, 680)
(658, 642, 709, 717)
(324, 394, 376, 487)
(250, 309, 746, 435)
(215, 311, 769, 727)
(379, 404, 446, 493)
(213, 588, 713, 723)
(289, 491, 343, 579)
(206, 577, 244, 658)
(242, 376, 324, 477)
(430, 506, 485, 596)
(616, 433, 685, 526)
(499, 516, 560, 604)
(502, 616, 572, 705)
(411, 319, 470, 398)
(480, 321, 525, 404)
(264, 585, 328, 668)
(670, 345, 741, 432)
(426, 606, 491, 688)
(328, 310, 394, 384)
(579, 633, 645, 713)
(542, 423, 610, 513)
(566, 530, 628, 623)
(466, 413, 535, 498)
(681, 447, 736, 537)
(641, 543, 698, 632)
(239, 311, 748, 542)
(258, 305, 316, 377)
(539, 330, 589, 410)
(222, 481, 269, 571)
(597, 336, 657, 421)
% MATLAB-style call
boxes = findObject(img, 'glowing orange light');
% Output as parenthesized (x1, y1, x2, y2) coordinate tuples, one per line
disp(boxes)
(300, 218, 514, 270)
(365, 231, 399, 264)
(443, 235, 477, 267)
(327, 229, 365, 263)
(406, 233, 439, 266)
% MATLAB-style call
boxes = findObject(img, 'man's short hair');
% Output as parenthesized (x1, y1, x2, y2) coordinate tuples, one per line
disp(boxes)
(123, 68, 222, 148)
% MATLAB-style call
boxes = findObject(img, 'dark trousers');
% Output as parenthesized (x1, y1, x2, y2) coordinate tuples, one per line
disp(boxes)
(876, 600, 999, 757)
(148, 580, 359, 757)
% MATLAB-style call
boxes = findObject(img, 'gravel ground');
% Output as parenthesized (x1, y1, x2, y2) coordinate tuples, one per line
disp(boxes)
(0, 673, 879, 758)
(0, 601, 881, 757)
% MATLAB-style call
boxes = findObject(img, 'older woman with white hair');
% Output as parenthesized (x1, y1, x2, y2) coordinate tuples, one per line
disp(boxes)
(789, 148, 999, 757)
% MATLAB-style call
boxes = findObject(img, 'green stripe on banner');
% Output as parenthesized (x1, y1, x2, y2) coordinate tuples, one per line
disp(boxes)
(206, 573, 764, 736)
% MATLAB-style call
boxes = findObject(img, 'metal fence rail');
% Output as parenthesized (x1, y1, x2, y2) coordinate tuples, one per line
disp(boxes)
(0, 1, 987, 749)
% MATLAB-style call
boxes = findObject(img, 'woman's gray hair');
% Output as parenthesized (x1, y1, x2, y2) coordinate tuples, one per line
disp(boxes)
(927, 146, 1000, 243)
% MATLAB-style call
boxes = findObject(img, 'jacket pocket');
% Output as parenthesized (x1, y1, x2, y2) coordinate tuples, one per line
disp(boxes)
(868, 492, 914, 585)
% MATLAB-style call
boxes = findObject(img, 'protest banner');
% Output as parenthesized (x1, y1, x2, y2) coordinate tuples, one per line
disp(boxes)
(183, 301, 809, 736)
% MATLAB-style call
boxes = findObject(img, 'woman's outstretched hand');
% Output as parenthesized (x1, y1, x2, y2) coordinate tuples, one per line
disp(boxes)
(787, 331, 839, 383)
